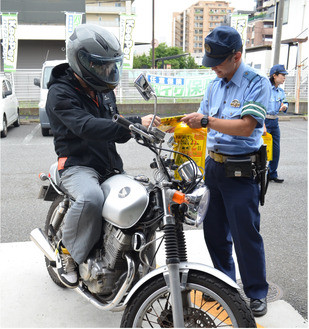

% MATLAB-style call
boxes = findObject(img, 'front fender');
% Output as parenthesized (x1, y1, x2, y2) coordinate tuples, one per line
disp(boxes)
(120, 261, 239, 309)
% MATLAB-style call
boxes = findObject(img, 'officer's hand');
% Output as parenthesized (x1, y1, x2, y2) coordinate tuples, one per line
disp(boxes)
(279, 104, 287, 112)
(180, 112, 204, 129)
(141, 114, 161, 128)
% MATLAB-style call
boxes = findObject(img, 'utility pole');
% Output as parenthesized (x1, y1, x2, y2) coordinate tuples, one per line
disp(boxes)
(273, 0, 284, 65)
(152, 0, 155, 68)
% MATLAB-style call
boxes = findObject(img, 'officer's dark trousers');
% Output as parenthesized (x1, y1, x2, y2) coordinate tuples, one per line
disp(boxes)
(265, 118, 281, 179)
(203, 157, 269, 299)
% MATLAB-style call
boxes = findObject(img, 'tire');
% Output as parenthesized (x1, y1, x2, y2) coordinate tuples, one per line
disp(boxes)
(121, 271, 256, 328)
(13, 109, 20, 127)
(1, 115, 8, 138)
(44, 195, 66, 288)
(41, 127, 50, 136)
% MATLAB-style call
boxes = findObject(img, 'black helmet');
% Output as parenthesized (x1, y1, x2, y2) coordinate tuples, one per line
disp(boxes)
(67, 24, 124, 92)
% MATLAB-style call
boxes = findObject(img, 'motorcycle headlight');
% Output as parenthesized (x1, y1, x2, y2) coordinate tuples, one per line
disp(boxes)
(196, 187, 210, 226)
(184, 185, 210, 227)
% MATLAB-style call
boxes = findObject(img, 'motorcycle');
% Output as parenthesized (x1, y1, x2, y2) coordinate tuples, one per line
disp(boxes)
(30, 73, 256, 328)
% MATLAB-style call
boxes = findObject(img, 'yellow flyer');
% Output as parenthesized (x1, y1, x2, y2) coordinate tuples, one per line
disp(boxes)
(158, 115, 185, 132)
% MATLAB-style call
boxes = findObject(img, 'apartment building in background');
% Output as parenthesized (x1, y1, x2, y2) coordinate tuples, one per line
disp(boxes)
(244, 0, 275, 70)
(245, 0, 307, 72)
(246, 0, 275, 49)
(172, 1, 234, 65)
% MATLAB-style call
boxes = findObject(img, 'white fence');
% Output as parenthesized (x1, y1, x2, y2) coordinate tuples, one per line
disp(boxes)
(7, 68, 309, 107)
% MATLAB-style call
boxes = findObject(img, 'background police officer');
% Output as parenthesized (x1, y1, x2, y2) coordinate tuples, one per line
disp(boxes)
(266, 64, 289, 183)
(181, 26, 271, 317)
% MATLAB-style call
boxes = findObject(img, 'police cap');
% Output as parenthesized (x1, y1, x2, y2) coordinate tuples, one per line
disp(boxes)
(270, 64, 288, 76)
(202, 26, 242, 67)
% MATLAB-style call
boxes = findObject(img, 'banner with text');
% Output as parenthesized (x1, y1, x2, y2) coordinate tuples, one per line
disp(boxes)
(1, 13, 18, 72)
(231, 14, 248, 54)
(65, 12, 83, 43)
(147, 73, 216, 98)
(119, 14, 136, 69)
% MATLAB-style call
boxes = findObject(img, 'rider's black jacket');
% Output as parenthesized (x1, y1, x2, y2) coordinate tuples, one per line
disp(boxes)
(46, 63, 141, 178)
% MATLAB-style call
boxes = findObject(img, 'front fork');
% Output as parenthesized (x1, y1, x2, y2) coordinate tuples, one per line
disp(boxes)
(161, 185, 188, 328)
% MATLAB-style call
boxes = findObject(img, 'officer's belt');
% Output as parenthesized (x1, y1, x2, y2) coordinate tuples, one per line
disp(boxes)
(266, 114, 278, 119)
(208, 151, 257, 164)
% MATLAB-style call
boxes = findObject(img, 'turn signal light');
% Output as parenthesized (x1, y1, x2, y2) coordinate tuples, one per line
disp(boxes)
(172, 191, 188, 204)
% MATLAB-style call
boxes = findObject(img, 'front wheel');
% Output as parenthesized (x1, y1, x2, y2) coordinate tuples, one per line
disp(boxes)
(121, 271, 256, 328)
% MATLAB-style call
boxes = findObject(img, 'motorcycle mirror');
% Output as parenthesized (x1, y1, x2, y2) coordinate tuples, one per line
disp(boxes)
(134, 74, 155, 101)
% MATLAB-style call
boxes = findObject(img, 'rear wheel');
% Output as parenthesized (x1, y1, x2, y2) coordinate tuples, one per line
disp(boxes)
(44, 195, 66, 288)
(121, 271, 256, 328)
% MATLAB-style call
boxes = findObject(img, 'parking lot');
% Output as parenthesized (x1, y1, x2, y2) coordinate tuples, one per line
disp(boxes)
(0, 118, 308, 320)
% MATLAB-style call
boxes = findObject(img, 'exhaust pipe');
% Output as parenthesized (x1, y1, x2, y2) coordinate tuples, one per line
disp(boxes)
(30, 228, 55, 262)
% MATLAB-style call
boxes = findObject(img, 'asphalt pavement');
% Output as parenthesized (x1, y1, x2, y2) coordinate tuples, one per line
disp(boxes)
(0, 116, 308, 327)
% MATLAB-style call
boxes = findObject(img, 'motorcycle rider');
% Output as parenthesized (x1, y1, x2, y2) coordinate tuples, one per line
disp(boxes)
(45, 24, 160, 288)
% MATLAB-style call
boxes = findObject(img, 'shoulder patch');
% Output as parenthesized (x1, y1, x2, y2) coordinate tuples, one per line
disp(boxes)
(243, 70, 259, 83)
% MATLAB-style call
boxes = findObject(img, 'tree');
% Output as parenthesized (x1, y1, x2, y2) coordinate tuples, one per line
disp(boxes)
(133, 43, 200, 69)
(133, 53, 152, 69)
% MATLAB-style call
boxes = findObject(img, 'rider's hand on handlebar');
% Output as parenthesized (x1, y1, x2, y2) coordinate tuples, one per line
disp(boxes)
(141, 115, 161, 128)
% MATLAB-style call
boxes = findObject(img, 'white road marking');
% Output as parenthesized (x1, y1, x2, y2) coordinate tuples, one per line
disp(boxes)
(22, 124, 41, 145)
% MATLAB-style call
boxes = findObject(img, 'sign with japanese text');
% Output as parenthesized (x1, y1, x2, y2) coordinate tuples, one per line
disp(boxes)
(147, 73, 216, 98)
(65, 12, 83, 43)
(119, 14, 136, 69)
(1, 13, 18, 72)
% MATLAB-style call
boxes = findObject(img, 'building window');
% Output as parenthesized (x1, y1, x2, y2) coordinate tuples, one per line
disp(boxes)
(264, 35, 273, 42)
(115, 2, 121, 7)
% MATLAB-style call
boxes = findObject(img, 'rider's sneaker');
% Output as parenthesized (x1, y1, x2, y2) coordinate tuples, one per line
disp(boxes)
(55, 241, 78, 288)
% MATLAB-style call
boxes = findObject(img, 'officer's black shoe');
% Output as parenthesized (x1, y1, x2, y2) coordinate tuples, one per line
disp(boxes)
(250, 298, 267, 317)
(270, 177, 284, 183)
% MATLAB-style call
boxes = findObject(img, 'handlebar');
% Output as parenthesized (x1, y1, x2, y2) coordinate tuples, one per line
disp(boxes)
(113, 114, 156, 143)
(112, 114, 132, 129)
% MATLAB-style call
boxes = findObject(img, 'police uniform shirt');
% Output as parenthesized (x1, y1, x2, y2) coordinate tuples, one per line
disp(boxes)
(198, 61, 271, 155)
(267, 85, 289, 116)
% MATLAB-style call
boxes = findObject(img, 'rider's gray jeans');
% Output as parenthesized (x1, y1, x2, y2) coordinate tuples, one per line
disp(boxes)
(60, 166, 105, 264)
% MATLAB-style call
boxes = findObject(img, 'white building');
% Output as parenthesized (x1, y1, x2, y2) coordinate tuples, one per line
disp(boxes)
(272, 0, 308, 71)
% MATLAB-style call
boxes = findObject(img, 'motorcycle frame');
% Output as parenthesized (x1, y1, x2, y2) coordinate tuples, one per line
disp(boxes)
(31, 74, 243, 327)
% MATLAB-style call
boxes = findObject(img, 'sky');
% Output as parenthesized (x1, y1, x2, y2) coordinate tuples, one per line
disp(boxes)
(132, 0, 255, 53)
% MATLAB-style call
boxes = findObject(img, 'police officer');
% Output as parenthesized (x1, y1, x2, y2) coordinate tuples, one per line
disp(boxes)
(266, 64, 289, 183)
(181, 26, 271, 317)
(46, 24, 160, 288)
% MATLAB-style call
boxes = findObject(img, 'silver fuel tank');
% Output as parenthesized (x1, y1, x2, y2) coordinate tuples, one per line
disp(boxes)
(101, 174, 149, 229)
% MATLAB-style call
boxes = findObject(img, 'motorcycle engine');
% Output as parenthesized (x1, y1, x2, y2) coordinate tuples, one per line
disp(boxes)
(79, 221, 132, 295)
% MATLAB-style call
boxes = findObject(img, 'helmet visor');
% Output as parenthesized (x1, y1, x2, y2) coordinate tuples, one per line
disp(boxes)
(77, 50, 123, 85)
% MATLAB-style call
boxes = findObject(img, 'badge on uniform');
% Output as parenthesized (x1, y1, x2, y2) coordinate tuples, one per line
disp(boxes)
(230, 99, 241, 108)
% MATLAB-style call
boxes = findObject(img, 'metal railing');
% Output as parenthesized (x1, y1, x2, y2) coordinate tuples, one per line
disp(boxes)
(10, 68, 308, 108)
